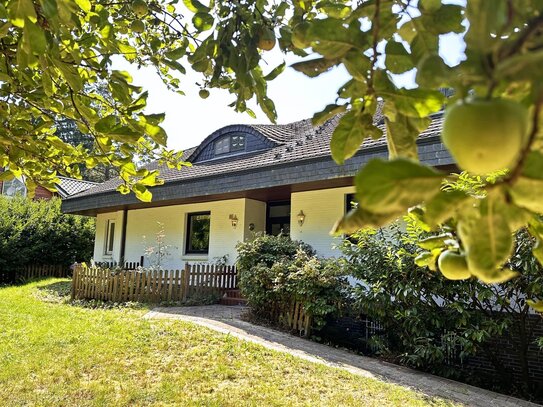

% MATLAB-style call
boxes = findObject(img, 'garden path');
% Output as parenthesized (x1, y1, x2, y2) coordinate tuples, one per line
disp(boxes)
(144, 305, 538, 407)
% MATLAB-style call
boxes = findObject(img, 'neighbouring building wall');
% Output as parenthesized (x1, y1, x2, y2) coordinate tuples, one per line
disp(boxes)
(96, 198, 249, 270)
(290, 186, 355, 258)
(243, 198, 266, 240)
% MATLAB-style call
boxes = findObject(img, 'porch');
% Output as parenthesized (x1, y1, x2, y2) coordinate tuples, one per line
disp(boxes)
(92, 184, 356, 269)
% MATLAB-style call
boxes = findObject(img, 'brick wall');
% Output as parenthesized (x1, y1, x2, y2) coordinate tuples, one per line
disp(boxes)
(462, 314, 543, 398)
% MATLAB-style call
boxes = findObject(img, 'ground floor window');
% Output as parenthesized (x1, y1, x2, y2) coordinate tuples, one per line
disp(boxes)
(104, 220, 116, 255)
(266, 201, 291, 235)
(345, 193, 358, 212)
(186, 212, 211, 254)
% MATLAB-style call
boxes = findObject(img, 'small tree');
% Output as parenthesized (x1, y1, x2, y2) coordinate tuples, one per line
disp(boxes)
(142, 222, 174, 270)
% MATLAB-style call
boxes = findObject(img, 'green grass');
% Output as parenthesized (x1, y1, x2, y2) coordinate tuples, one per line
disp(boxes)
(0, 279, 458, 407)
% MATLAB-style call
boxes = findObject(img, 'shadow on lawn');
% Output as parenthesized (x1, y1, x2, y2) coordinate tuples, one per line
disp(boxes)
(34, 280, 150, 310)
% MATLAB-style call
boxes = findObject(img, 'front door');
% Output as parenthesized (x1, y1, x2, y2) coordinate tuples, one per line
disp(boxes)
(266, 201, 291, 235)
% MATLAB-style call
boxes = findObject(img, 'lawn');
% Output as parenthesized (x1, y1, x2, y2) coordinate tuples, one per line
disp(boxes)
(0, 279, 458, 406)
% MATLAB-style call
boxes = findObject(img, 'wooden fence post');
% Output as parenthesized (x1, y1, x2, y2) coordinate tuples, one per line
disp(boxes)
(182, 263, 190, 301)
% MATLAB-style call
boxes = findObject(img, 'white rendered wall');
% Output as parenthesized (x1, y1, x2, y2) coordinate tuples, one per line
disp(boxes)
(94, 210, 125, 263)
(290, 186, 355, 258)
(94, 198, 254, 269)
(243, 198, 267, 240)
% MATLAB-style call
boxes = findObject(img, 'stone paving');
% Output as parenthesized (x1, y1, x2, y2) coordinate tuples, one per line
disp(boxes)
(144, 305, 540, 407)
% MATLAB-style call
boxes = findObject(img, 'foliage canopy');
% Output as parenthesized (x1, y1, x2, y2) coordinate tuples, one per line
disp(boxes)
(3, 0, 543, 288)
(0, 196, 95, 271)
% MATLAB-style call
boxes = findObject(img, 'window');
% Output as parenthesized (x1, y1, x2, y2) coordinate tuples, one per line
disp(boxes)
(266, 201, 291, 236)
(345, 193, 358, 213)
(214, 134, 246, 156)
(186, 212, 211, 254)
(104, 220, 116, 255)
(345, 194, 358, 243)
(1, 176, 27, 197)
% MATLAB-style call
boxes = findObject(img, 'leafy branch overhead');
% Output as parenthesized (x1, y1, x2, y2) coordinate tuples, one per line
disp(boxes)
(3, 0, 543, 297)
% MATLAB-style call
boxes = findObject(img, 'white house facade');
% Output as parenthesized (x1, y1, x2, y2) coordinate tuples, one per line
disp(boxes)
(62, 113, 454, 268)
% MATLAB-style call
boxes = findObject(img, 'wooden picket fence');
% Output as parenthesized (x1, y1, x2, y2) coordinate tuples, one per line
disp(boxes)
(269, 301, 313, 337)
(0, 264, 70, 284)
(71, 263, 238, 303)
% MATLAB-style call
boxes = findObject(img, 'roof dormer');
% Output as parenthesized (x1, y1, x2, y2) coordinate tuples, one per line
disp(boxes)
(188, 125, 279, 163)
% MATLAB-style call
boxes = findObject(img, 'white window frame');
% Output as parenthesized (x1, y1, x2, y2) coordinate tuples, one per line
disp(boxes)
(104, 219, 116, 256)
(1, 175, 27, 197)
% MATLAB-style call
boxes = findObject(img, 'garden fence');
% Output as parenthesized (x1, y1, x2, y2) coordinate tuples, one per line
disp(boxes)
(0, 264, 70, 284)
(71, 263, 238, 303)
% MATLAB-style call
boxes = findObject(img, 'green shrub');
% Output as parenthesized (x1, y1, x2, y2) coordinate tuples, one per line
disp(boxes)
(339, 222, 543, 398)
(236, 234, 349, 329)
(0, 196, 95, 272)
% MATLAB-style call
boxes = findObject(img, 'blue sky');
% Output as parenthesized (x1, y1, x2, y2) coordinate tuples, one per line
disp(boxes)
(116, 27, 465, 152)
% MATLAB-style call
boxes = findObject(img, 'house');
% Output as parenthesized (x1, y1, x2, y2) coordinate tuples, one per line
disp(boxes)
(61, 113, 454, 269)
(0, 172, 97, 200)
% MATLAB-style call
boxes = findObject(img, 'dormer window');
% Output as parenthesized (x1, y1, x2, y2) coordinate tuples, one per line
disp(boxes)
(214, 133, 246, 156)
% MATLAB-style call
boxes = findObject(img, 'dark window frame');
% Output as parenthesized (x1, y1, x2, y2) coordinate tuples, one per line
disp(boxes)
(345, 193, 357, 213)
(104, 220, 116, 255)
(214, 133, 246, 156)
(185, 211, 211, 255)
(266, 200, 291, 235)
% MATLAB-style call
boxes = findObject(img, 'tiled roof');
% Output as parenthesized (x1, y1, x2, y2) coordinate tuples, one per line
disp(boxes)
(56, 177, 98, 198)
(66, 112, 445, 201)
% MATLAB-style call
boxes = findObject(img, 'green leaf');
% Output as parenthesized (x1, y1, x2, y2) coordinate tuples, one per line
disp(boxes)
(509, 178, 543, 214)
(183, 0, 210, 13)
(385, 40, 413, 74)
(382, 88, 445, 118)
(418, 234, 452, 250)
(342, 50, 370, 82)
(264, 62, 286, 81)
(74, 0, 91, 13)
(527, 300, 543, 313)
(94, 115, 117, 133)
(291, 57, 340, 78)
(312, 104, 347, 126)
(465, 0, 507, 51)
(355, 158, 443, 215)
(192, 12, 214, 31)
(385, 115, 429, 160)
(8, 0, 37, 27)
(306, 18, 368, 59)
(416, 54, 450, 88)
(22, 19, 46, 54)
(133, 183, 152, 202)
(330, 110, 374, 164)
(424, 190, 471, 227)
(331, 206, 399, 234)
(458, 198, 514, 278)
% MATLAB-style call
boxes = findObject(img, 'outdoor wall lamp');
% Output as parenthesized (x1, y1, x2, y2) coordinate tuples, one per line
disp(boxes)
(297, 210, 306, 226)
(249, 223, 255, 231)
(229, 214, 238, 228)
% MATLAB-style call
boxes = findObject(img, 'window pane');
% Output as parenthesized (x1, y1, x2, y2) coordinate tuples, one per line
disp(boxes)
(231, 134, 245, 151)
(215, 137, 230, 155)
(269, 204, 290, 218)
(108, 222, 115, 252)
(2, 177, 27, 197)
(346, 193, 358, 212)
(187, 213, 210, 253)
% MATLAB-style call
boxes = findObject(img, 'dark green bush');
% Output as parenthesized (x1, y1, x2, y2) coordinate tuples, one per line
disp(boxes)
(0, 196, 95, 272)
(339, 222, 543, 399)
(236, 233, 349, 329)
